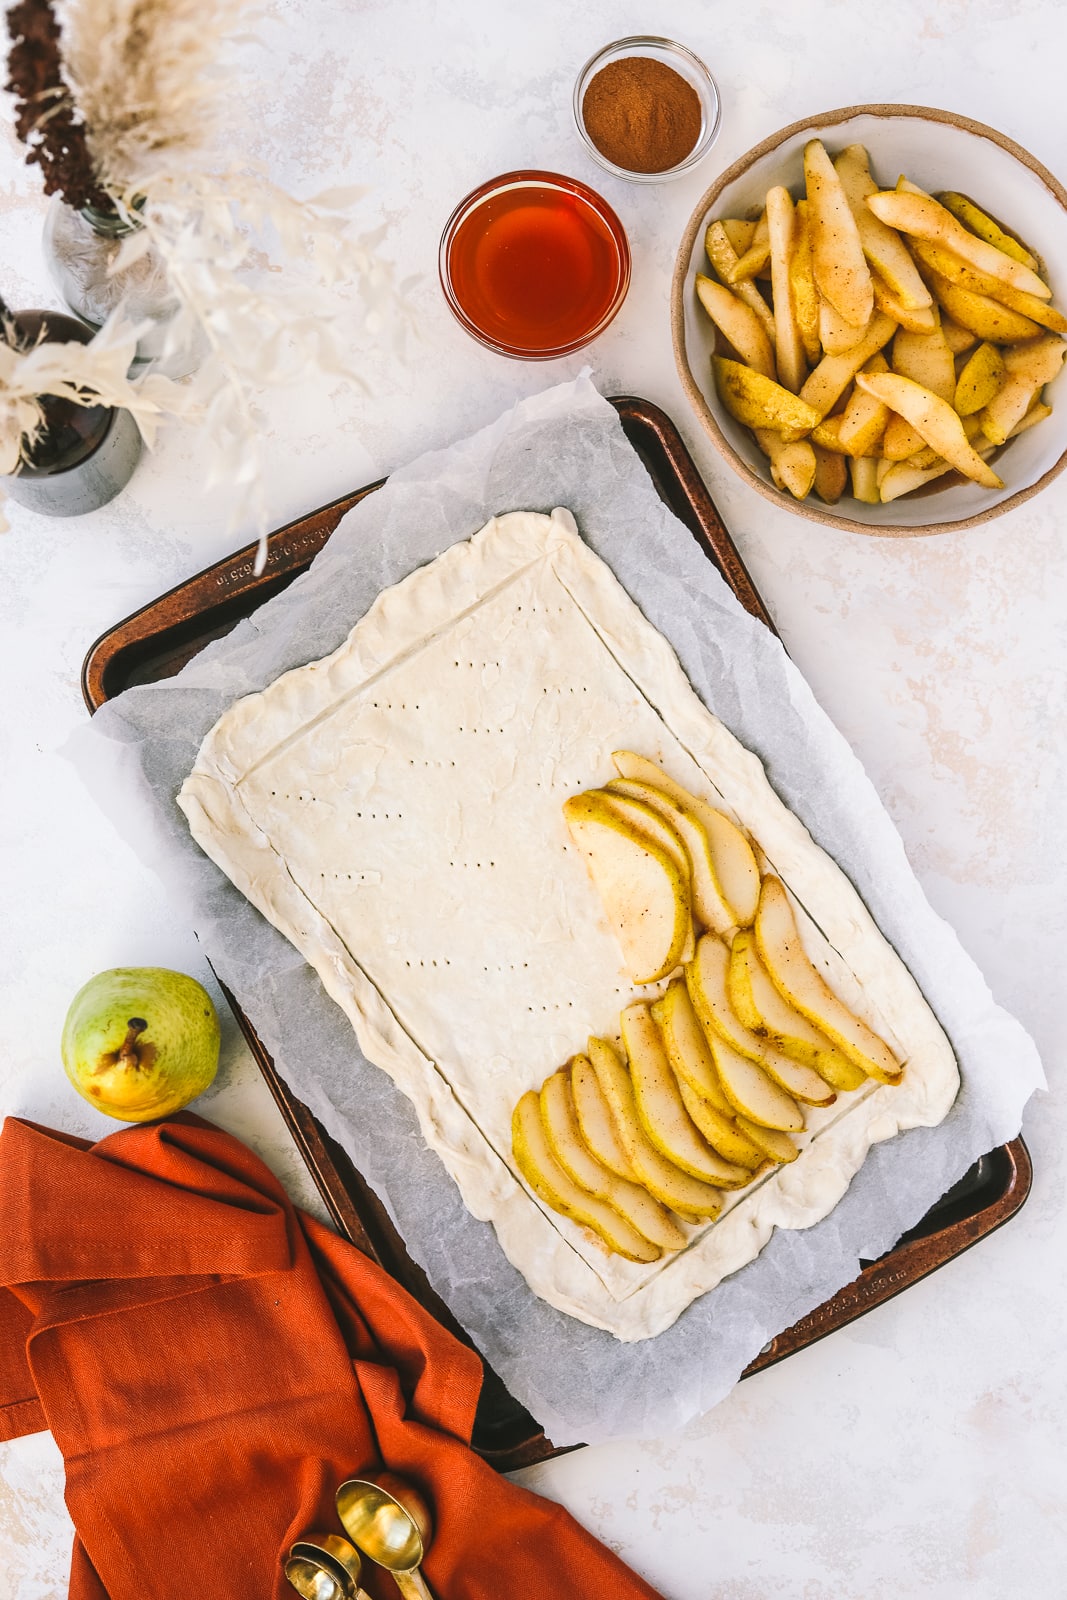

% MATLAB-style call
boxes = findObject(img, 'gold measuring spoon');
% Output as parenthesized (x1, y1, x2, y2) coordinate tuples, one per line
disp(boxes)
(336, 1472, 436, 1600)
(284, 1555, 345, 1600)
(285, 1531, 371, 1600)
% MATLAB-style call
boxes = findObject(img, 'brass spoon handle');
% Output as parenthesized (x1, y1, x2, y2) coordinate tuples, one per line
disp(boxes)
(389, 1569, 435, 1600)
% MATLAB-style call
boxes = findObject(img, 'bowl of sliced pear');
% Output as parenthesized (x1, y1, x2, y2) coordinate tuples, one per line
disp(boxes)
(672, 105, 1067, 534)
(511, 751, 904, 1264)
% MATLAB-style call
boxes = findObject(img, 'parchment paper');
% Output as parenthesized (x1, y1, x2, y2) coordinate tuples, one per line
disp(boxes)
(67, 376, 1044, 1445)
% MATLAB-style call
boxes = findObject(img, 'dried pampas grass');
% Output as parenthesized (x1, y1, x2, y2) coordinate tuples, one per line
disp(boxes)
(57, 0, 246, 194)
(7, 0, 405, 563)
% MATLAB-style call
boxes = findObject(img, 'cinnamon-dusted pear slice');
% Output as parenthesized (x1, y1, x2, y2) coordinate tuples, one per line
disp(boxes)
(853, 371, 1003, 489)
(586, 1037, 723, 1218)
(804, 138, 874, 327)
(570, 1054, 638, 1180)
(713, 357, 821, 436)
(610, 753, 760, 926)
(675, 1075, 764, 1175)
(687, 935, 836, 1107)
(652, 980, 765, 1169)
(735, 1115, 800, 1165)
(621, 1003, 753, 1189)
(511, 1091, 661, 1263)
(833, 144, 932, 312)
(562, 790, 691, 984)
(588, 788, 696, 963)
(607, 777, 736, 937)
(698, 1026, 805, 1133)
(589, 788, 696, 964)
(865, 190, 1050, 300)
(937, 191, 1041, 272)
(539, 1068, 686, 1252)
(754, 876, 903, 1085)
(728, 930, 867, 1093)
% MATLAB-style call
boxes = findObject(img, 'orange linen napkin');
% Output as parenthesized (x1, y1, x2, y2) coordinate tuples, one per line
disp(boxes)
(0, 1114, 664, 1600)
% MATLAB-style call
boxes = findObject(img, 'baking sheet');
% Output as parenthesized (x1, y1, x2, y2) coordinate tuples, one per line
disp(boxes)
(67, 375, 1044, 1444)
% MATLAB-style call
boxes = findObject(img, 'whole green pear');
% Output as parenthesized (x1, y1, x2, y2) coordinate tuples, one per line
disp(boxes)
(61, 968, 220, 1122)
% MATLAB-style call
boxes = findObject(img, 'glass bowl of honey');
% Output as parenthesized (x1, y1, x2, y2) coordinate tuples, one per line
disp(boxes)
(439, 170, 631, 359)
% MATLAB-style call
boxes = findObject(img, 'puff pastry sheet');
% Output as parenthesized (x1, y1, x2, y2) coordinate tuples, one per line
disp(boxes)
(179, 508, 959, 1340)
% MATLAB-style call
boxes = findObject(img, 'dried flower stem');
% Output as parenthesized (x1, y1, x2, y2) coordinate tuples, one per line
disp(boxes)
(5, 0, 108, 208)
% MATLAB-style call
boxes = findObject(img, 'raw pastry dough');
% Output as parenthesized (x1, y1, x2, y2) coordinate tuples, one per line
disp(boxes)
(179, 508, 959, 1340)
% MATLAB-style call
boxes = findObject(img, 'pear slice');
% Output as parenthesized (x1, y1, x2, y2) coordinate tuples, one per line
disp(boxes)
(651, 980, 765, 1168)
(735, 1115, 800, 1165)
(610, 753, 760, 926)
(652, 977, 731, 1109)
(539, 1068, 686, 1252)
(676, 1074, 765, 1172)
(754, 877, 904, 1085)
(587, 789, 695, 964)
(687, 935, 836, 1108)
(563, 790, 691, 984)
(587, 1036, 723, 1218)
(621, 1003, 753, 1189)
(728, 930, 867, 1093)
(571, 1054, 638, 1180)
(607, 777, 735, 937)
(591, 787, 688, 876)
(698, 1026, 805, 1133)
(511, 1091, 661, 1262)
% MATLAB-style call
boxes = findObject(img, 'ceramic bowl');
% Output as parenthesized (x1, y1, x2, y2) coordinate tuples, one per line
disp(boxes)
(672, 104, 1067, 536)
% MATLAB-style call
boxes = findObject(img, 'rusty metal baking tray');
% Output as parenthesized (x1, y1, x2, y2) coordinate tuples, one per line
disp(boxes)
(82, 395, 1031, 1471)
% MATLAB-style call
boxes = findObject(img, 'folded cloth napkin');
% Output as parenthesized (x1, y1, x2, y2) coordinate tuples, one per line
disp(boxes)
(0, 1114, 664, 1600)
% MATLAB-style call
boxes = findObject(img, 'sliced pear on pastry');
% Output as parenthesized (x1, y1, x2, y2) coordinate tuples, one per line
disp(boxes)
(728, 930, 867, 1092)
(611, 752, 760, 926)
(651, 980, 765, 1168)
(754, 876, 904, 1085)
(652, 978, 732, 1110)
(735, 1115, 800, 1165)
(571, 1054, 639, 1180)
(607, 777, 736, 937)
(621, 1003, 753, 1189)
(675, 1073, 765, 1173)
(563, 790, 692, 984)
(687, 935, 836, 1107)
(511, 1090, 661, 1262)
(539, 1067, 686, 1251)
(698, 1027, 805, 1133)
(587, 788, 695, 963)
(586, 1036, 723, 1218)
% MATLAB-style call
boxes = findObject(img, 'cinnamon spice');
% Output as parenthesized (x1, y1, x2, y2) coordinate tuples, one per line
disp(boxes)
(581, 56, 702, 175)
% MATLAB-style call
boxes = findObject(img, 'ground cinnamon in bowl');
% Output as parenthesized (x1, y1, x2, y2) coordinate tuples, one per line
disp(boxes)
(574, 39, 720, 183)
(582, 56, 703, 174)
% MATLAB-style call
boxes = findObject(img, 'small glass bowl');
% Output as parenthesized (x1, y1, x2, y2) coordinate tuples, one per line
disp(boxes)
(573, 36, 722, 184)
(439, 169, 631, 360)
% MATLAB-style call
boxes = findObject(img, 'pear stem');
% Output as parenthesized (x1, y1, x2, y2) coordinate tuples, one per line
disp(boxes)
(118, 1018, 148, 1068)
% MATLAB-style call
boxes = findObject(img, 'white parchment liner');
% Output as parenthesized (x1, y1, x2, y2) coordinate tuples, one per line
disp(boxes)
(67, 377, 1044, 1445)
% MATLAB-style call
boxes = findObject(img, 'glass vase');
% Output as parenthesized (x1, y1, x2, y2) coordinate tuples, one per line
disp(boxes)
(42, 196, 194, 376)
(5, 309, 143, 518)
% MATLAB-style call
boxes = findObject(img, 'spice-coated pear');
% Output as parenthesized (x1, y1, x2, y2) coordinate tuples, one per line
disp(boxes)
(562, 790, 692, 984)
(511, 1090, 661, 1263)
(728, 931, 866, 1093)
(539, 1068, 685, 1251)
(754, 877, 903, 1085)
(610, 753, 760, 927)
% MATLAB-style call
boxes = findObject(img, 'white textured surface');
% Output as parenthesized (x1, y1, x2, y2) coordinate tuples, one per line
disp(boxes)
(0, 0, 1064, 1596)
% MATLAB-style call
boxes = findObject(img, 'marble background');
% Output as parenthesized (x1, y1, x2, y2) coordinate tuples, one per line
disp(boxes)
(1, 0, 1065, 1595)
